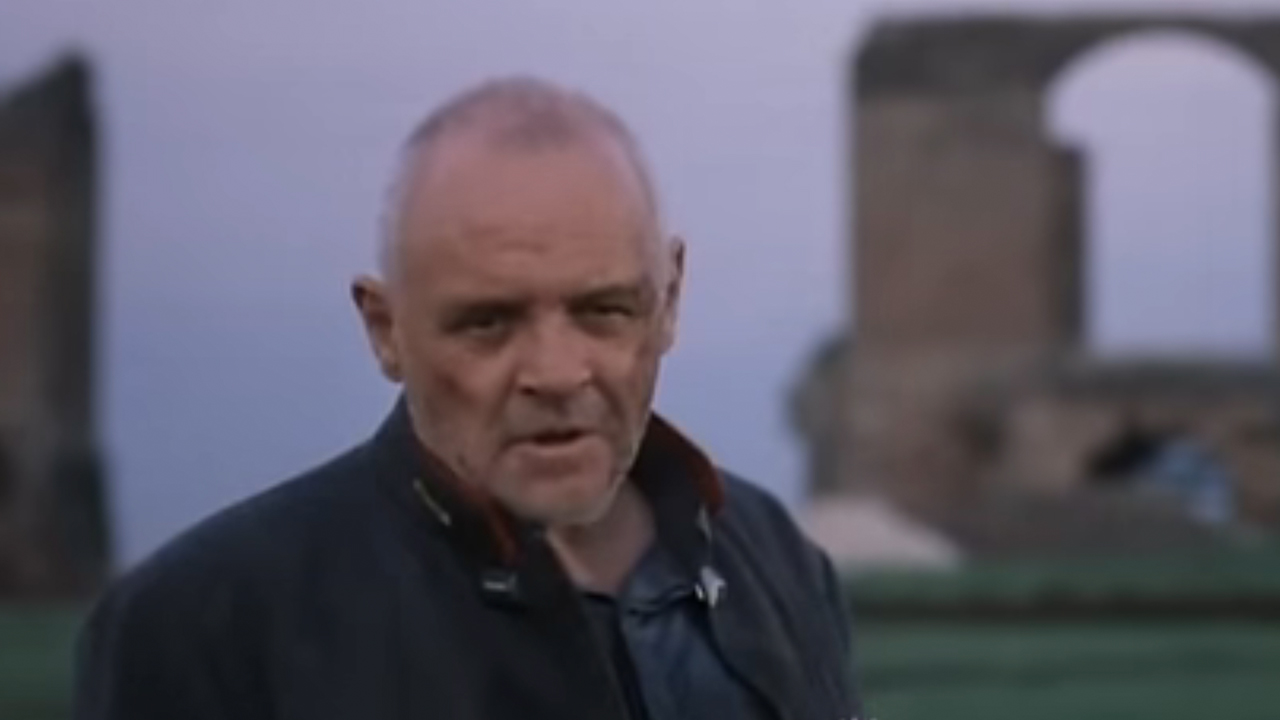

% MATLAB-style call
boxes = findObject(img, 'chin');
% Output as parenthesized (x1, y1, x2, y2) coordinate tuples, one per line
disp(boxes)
(500, 471, 624, 528)
(491, 440, 623, 519)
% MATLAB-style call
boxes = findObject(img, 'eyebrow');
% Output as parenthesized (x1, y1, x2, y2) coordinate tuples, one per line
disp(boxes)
(436, 275, 657, 317)
(437, 297, 527, 329)
(569, 280, 654, 307)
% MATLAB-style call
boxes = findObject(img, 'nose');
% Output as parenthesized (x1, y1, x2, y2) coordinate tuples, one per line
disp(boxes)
(515, 313, 592, 399)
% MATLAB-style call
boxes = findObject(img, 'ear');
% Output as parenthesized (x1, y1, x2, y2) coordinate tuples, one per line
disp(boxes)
(351, 275, 405, 382)
(658, 236, 685, 354)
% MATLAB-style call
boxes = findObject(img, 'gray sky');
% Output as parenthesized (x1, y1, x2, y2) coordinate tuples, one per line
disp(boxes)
(3, 0, 1279, 566)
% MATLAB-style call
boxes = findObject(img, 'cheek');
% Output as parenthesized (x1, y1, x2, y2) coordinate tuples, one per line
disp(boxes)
(595, 334, 664, 415)
(628, 326, 666, 382)
(404, 344, 512, 440)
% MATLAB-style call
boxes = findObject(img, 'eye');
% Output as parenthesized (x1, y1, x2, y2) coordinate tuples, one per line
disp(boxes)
(446, 306, 520, 341)
(573, 301, 640, 337)
(576, 301, 640, 325)
(464, 316, 510, 340)
(465, 313, 508, 331)
(585, 303, 634, 318)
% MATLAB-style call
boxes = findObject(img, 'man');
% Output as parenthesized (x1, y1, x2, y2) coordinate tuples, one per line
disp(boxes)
(74, 77, 862, 720)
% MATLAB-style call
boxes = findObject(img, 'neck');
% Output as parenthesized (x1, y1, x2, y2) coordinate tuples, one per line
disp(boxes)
(545, 481, 654, 595)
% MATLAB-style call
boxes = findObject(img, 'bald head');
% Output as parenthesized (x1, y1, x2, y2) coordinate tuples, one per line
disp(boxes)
(379, 77, 662, 278)
(351, 77, 685, 529)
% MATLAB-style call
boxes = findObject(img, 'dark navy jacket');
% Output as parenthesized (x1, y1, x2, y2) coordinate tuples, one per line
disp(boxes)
(73, 401, 862, 720)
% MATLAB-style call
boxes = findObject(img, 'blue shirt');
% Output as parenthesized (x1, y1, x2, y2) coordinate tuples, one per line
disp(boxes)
(581, 538, 776, 720)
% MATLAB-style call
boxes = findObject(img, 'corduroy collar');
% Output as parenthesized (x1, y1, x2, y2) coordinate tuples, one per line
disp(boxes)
(370, 396, 725, 571)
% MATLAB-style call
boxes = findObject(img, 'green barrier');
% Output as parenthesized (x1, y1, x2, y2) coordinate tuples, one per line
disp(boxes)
(0, 606, 80, 720)
(845, 543, 1280, 620)
(4, 543, 1280, 720)
(841, 543, 1280, 719)
(856, 622, 1280, 720)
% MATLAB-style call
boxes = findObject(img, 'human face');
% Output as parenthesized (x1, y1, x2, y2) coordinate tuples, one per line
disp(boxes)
(354, 133, 683, 527)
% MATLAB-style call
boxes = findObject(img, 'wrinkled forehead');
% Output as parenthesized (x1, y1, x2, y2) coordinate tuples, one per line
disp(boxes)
(394, 131, 663, 284)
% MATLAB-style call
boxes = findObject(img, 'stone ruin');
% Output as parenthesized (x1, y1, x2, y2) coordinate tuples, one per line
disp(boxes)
(0, 56, 110, 597)
(792, 14, 1280, 562)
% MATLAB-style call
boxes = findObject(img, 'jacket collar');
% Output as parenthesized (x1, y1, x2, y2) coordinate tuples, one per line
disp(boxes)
(370, 396, 725, 572)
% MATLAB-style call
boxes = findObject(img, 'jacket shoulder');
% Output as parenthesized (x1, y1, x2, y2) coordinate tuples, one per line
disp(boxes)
(88, 442, 376, 626)
(716, 470, 851, 612)
(71, 446, 373, 720)
(714, 471, 862, 712)
(718, 472, 810, 549)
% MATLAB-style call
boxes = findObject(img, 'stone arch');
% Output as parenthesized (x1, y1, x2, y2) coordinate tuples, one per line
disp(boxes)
(1034, 21, 1280, 92)
(841, 15, 1280, 530)
(852, 16, 1280, 353)
(1047, 29, 1278, 358)
(855, 17, 1280, 99)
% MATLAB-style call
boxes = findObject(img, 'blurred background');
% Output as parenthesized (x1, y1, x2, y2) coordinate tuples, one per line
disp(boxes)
(2, 0, 1279, 718)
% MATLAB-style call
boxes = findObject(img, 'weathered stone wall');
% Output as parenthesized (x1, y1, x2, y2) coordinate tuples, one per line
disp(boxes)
(1001, 362, 1280, 522)
(0, 57, 109, 597)
(805, 14, 1280, 540)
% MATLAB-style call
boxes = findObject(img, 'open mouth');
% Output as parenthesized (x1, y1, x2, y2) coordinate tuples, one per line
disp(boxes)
(526, 429, 588, 446)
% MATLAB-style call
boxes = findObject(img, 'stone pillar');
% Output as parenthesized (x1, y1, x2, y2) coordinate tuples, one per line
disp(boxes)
(0, 57, 109, 598)
(847, 88, 1082, 518)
